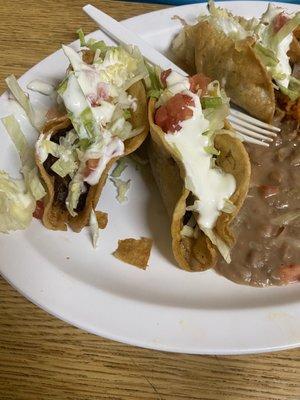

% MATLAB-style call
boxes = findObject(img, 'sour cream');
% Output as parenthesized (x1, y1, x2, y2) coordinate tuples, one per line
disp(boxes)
(166, 71, 190, 95)
(84, 137, 124, 185)
(165, 91, 236, 230)
(27, 80, 54, 96)
(62, 74, 88, 117)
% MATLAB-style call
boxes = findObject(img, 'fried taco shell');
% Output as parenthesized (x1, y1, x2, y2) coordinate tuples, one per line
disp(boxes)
(37, 80, 148, 232)
(172, 21, 275, 122)
(195, 21, 275, 122)
(148, 98, 251, 271)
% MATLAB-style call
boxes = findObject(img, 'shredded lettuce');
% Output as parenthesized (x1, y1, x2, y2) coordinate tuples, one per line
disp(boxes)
(279, 76, 300, 101)
(77, 28, 87, 47)
(2, 115, 46, 201)
(65, 171, 86, 217)
(89, 209, 99, 248)
(36, 130, 79, 179)
(203, 104, 228, 132)
(272, 13, 300, 48)
(111, 159, 127, 178)
(110, 177, 130, 203)
(51, 157, 78, 178)
(202, 227, 231, 263)
(0, 171, 35, 233)
(180, 225, 194, 238)
(5, 75, 40, 129)
(145, 62, 163, 99)
(221, 199, 237, 214)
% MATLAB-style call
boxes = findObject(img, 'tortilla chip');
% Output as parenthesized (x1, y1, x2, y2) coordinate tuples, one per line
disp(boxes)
(96, 211, 108, 229)
(36, 80, 149, 232)
(148, 98, 251, 271)
(113, 237, 153, 269)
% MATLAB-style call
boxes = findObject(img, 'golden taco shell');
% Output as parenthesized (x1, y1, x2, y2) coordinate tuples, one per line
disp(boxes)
(37, 80, 149, 232)
(148, 98, 251, 271)
(194, 21, 275, 122)
(172, 21, 275, 122)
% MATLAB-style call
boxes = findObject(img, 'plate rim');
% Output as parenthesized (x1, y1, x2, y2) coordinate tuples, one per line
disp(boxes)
(1, 1, 300, 355)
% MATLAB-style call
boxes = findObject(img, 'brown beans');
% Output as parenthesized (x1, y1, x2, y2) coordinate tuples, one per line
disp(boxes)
(269, 170, 284, 183)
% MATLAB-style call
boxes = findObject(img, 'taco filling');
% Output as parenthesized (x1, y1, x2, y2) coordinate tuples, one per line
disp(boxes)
(35, 37, 148, 231)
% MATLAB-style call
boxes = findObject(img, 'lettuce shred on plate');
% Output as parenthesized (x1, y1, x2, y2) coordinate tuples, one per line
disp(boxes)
(0, 115, 46, 233)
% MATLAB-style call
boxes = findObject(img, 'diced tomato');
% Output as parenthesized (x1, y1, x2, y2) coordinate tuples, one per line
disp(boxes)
(273, 13, 290, 33)
(87, 83, 109, 107)
(154, 93, 195, 133)
(260, 185, 280, 198)
(33, 200, 44, 220)
(83, 158, 100, 178)
(278, 264, 300, 284)
(161, 69, 172, 87)
(189, 73, 211, 95)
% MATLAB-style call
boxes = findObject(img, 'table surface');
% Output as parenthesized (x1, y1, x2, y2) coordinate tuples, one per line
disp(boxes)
(0, 1, 300, 399)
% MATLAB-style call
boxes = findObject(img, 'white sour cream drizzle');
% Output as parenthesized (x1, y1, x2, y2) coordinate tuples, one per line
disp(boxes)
(27, 80, 54, 96)
(84, 137, 124, 186)
(164, 72, 236, 230)
(62, 74, 88, 118)
(166, 71, 190, 95)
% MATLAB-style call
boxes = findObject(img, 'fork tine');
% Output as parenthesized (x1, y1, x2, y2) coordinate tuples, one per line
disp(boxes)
(231, 122, 274, 142)
(228, 115, 278, 137)
(236, 132, 270, 147)
(230, 108, 281, 132)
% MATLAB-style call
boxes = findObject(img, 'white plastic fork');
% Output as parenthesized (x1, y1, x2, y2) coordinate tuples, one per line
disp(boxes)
(83, 4, 280, 147)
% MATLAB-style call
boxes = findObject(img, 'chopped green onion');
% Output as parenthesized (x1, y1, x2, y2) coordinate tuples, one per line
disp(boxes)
(201, 97, 222, 109)
(123, 109, 131, 120)
(147, 88, 163, 99)
(204, 145, 220, 156)
(78, 138, 90, 151)
(76, 28, 87, 47)
(86, 38, 109, 53)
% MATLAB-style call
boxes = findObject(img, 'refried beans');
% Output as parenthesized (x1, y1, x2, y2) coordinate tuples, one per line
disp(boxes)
(216, 118, 300, 287)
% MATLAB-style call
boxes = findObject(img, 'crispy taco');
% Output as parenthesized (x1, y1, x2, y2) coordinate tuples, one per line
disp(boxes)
(36, 36, 149, 232)
(148, 68, 251, 271)
(172, 2, 300, 122)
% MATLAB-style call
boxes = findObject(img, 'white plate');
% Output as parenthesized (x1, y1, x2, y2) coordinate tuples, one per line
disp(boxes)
(1, 1, 300, 355)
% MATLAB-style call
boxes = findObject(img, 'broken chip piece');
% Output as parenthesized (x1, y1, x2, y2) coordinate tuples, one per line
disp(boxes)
(113, 237, 153, 269)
